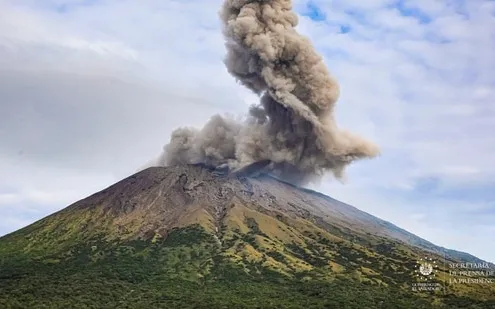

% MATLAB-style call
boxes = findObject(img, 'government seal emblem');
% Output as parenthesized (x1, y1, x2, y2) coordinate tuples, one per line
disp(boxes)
(415, 257, 437, 280)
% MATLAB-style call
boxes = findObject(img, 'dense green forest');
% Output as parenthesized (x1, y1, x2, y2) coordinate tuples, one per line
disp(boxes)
(1, 226, 493, 309)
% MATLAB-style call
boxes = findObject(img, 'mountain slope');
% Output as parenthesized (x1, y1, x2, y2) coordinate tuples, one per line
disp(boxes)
(1, 165, 494, 308)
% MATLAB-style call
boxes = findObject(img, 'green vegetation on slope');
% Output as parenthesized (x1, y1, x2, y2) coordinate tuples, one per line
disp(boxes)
(1, 223, 494, 309)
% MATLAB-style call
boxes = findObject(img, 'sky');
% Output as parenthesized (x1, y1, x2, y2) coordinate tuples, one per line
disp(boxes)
(0, 0, 494, 262)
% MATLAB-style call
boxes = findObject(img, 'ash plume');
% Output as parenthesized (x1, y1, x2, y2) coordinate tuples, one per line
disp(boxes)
(157, 0, 379, 184)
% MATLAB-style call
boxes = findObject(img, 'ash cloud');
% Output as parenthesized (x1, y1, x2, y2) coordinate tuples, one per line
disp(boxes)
(157, 0, 379, 184)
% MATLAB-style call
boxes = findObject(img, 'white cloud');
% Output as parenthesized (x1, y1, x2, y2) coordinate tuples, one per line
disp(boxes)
(0, 193, 21, 205)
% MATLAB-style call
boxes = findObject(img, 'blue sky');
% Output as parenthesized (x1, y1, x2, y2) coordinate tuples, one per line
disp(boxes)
(0, 0, 494, 262)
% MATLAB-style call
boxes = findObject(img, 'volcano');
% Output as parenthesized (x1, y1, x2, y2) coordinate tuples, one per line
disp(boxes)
(0, 165, 494, 308)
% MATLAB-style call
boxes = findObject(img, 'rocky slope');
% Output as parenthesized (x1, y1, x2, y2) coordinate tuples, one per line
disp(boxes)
(0, 164, 494, 308)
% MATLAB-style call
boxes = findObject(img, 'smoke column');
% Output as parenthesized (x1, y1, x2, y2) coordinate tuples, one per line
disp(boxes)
(157, 0, 379, 184)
